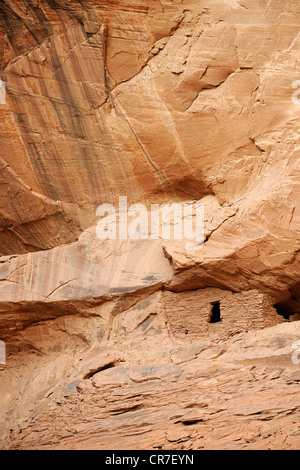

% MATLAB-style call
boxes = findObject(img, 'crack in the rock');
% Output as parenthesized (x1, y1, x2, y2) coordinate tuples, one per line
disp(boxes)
(46, 278, 78, 299)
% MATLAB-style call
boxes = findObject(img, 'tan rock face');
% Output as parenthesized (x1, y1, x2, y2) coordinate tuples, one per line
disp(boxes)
(1, 311, 300, 450)
(0, 0, 190, 254)
(0, 0, 300, 451)
(0, 0, 299, 257)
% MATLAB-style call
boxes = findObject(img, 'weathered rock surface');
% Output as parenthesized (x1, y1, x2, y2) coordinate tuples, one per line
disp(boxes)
(1, 0, 300, 451)
(0, 0, 299, 260)
(0, 227, 172, 304)
(2, 316, 300, 450)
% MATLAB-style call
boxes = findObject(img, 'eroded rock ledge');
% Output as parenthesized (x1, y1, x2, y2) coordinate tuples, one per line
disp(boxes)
(1, 0, 300, 451)
(2, 316, 300, 450)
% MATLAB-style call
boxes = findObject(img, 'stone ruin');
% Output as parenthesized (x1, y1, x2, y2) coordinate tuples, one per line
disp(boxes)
(164, 288, 284, 342)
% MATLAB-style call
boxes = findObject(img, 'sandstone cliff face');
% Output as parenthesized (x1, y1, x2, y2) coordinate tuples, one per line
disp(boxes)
(2, 315, 300, 450)
(0, 0, 299, 254)
(0, 0, 300, 450)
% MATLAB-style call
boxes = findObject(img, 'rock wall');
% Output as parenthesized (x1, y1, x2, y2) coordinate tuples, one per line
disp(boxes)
(164, 288, 283, 341)
(1, 311, 300, 450)
(0, 0, 299, 263)
(1, 0, 300, 451)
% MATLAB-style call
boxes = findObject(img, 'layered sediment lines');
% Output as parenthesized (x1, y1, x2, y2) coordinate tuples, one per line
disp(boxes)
(0, 0, 300, 450)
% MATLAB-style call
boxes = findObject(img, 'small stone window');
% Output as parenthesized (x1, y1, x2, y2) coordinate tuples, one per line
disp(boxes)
(209, 301, 221, 323)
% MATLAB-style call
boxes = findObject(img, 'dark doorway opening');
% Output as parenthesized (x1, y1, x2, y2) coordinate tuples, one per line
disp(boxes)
(210, 301, 221, 323)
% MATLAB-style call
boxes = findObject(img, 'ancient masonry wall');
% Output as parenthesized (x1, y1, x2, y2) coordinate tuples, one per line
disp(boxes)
(163, 288, 284, 341)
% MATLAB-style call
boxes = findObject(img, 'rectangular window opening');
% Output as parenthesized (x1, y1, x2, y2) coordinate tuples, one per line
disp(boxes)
(209, 301, 221, 323)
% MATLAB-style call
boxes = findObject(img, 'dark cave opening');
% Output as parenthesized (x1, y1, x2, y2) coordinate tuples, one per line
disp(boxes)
(274, 304, 291, 321)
